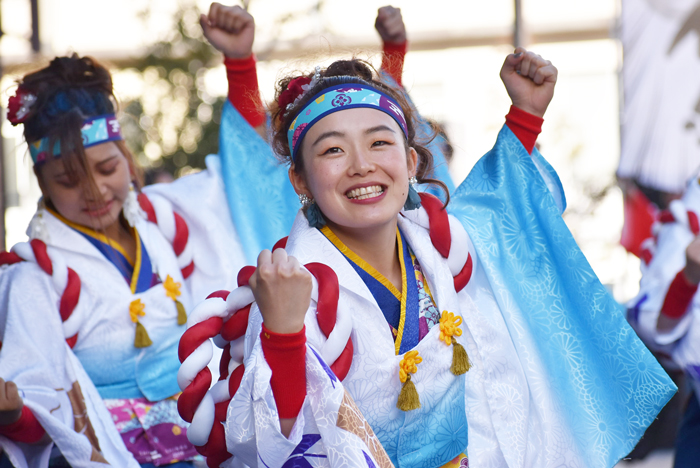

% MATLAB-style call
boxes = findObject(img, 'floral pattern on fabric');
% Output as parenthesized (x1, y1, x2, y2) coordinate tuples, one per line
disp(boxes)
(104, 396, 198, 466)
(387, 252, 441, 342)
(414, 259, 441, 339)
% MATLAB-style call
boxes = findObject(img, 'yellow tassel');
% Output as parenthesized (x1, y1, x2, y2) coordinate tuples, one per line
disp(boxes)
(134, 321, 153, 348)
(176, 300, 187, 325)
(396, 375, 421, 411)
(451, 341, 471, 375)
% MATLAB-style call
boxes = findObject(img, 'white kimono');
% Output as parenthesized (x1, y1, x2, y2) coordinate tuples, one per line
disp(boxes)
(628, 174, 700, 398)
(0, 156, 246, 467)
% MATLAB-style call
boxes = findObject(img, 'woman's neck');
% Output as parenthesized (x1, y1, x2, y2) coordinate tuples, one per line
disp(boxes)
(327, 218, 402, 291)
(104, 216, 136, 258)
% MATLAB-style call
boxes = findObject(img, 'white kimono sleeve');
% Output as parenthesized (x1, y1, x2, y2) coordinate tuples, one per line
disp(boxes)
(224, 303, 393, 468)
(0, 263, 138, 468)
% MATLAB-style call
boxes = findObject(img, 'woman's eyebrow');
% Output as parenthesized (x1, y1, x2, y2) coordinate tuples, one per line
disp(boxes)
(312, 131, 345, 147)
(365, 125, 396, 135)
(95, 155, 119, 167)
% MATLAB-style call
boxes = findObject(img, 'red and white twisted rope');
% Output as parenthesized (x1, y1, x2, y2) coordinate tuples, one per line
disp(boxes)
(138, 193, 195, 278)
(1, 239, 81, 347)
(176, 193, 474, 466)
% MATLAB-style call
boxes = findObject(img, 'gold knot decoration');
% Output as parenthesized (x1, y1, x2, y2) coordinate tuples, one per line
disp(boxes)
(397, 350, 422, 411)
(129, 299, 152, 348)
(439, 311, 470, 375)
(163, 275, 181, 301)
(163, 275, 187, 325)
(129, 299, 146, 323)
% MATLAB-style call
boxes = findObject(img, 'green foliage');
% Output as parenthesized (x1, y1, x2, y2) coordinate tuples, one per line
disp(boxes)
(120, 3, 225, 178)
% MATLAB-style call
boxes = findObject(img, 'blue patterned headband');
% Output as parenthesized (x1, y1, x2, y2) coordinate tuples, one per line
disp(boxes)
(287, 83, 408, 162)
(28, 114, 123, 164)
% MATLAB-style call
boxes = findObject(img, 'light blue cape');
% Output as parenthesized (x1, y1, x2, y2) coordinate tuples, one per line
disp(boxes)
(449, 125, 676, 467)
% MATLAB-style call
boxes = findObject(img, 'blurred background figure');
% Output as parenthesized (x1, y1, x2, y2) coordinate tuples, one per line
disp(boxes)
(618, 0, 700, 464)
(618, 0, 700, 258)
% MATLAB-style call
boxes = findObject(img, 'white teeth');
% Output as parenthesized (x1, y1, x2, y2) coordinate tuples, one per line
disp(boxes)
(347, 185, 384, 200)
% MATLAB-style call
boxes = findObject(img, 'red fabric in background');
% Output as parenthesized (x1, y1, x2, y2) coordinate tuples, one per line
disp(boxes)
(620, 185, 657, 258)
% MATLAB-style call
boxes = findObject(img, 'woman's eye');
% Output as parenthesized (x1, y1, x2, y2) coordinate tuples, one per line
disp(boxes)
(372, 140, 390, 147)
(57, 179, 79, 188)
(322, 147, 343, 155)
(100, 165, 117, 175)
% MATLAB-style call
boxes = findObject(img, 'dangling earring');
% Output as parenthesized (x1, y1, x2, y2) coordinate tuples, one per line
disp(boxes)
(299, 193, 326, 229)
(28, 197, 50, 243)
(403, 176, 422, 211)
(123, 183, 146, 227)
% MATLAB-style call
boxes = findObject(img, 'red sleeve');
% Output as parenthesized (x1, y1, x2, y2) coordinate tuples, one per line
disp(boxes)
(505, 105, 543, 154)
(660, 270, 699, 319)
(224, 55, 265, 129)
(260, 324, 307, 419)
(381, 41, 407, 87)
(0, 406, 46, 444)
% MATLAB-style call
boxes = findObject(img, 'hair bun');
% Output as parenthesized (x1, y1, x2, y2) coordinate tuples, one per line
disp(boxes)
(323, 60, 374, 82)
(48, 54, 113, 95)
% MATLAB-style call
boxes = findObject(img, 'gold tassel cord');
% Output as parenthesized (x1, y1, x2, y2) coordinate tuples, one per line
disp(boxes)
(397, 350, 422, 411)
(176, 300, 187, 325)
(134, 321, 153, 348)
(451, 341, 471, 375)
(397, 375, 421, 411)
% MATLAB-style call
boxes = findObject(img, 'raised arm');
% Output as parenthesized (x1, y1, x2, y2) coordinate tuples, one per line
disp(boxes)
(375, 5, 407, 87)
(201, 3, 266, 138)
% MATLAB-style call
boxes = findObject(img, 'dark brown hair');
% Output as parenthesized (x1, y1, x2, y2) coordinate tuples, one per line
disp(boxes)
(19, 54, 142, 202)
(269, 58, 449, 205)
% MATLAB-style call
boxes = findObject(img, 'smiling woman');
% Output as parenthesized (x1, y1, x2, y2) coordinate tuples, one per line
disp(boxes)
(179, 47, 677, 468)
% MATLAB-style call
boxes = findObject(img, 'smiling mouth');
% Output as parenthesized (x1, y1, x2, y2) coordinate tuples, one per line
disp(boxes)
(346, 185, 385, 200)
(84, 200, 113, 217)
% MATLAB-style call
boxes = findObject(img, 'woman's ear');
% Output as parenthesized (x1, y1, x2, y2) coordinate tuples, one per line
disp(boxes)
(407, 147, 418, 178)
(288, 164, 310, 198)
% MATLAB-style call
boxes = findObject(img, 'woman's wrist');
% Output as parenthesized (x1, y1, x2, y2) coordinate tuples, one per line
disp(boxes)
(0, 407, 22, 426)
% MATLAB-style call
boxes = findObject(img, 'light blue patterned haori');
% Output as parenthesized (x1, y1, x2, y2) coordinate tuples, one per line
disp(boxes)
(448, 125, 677, 467)
(218, 101, 300, 263)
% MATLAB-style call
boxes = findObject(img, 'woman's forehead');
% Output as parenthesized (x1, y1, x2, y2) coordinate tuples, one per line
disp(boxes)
(307, 107, 402, 137)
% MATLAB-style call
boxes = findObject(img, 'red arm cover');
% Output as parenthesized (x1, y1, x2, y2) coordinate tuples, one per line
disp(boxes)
(381, 41, 407, 87)
(661, 270, 699, 319)
(224, 55, 265, 128)
(0, 406, 45, 444)
(505, 105, 544, 154)
(260, 324, 307, 419)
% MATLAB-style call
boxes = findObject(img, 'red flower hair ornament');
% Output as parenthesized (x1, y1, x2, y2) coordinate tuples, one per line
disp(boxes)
(7, 87, 37, 126)
(277, 67, 322, 120)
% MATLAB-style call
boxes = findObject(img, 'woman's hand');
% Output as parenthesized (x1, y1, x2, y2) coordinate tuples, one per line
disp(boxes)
(249, 248, 312, 334)
(375, 6, 407, 44)
(500, 47, 558, 118)
(0, 379, 23, 426)
(200, 3, 255, 59)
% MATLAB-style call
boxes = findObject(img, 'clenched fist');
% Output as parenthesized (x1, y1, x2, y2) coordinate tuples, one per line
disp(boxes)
(249, 248, 312, 334)
(500, 47, 558, 118)
(200, 3, 255, 59)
